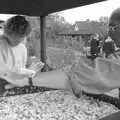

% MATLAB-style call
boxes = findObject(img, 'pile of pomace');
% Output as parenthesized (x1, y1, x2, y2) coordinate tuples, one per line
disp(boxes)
(0, 90, 119, 120)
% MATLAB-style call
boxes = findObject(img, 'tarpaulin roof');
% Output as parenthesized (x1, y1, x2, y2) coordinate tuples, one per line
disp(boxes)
(0, 0, 107, 16)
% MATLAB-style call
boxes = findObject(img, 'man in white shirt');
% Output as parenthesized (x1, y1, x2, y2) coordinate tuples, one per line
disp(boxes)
(0, 15, 71, 93)
(0, 16, 37, 89)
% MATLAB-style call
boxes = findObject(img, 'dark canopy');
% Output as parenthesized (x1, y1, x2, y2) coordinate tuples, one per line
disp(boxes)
(0, 0, 107, 16)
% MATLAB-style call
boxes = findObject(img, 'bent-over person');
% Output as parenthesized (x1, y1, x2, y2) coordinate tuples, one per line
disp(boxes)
(0, 15, 72, 94)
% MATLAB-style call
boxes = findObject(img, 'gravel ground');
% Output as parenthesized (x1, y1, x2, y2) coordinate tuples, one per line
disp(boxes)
(0, 90, 119, 120)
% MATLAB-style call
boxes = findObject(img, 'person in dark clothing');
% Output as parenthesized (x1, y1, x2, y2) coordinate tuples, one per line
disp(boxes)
(102, 39, 115, 58)
(90, 38, 100, 56)
(88, 33, 100, 60)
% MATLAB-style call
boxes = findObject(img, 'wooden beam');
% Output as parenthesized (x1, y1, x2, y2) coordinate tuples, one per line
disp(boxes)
(100, 111, 120, 120)
(40, 16, 47, 72)
(119, 88, 120, 98)
(0, 0, 107, 16)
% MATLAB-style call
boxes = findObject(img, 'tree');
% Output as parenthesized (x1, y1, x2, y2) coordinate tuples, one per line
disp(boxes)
(45, 14, 73, 47)
(99, 16, 109, 26)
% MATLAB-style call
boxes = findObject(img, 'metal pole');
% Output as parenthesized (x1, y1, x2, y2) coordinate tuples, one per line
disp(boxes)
(40, 16, 47, 72)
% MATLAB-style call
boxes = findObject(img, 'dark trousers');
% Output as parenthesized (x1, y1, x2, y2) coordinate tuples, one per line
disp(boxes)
(0, 78, 9, 94)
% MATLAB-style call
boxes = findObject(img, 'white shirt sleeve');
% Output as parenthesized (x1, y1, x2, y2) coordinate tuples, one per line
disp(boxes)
(19, 44, 35, 76)
(0, 42, 29, 86)
(22, 44, 27, 68)
(0, 47, 10, 75)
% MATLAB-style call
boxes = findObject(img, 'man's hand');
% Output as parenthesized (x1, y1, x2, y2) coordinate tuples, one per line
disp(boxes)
(29, 61, 44, 72)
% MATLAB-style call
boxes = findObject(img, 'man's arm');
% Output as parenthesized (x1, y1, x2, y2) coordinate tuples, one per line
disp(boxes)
(0, 49, 30, 86)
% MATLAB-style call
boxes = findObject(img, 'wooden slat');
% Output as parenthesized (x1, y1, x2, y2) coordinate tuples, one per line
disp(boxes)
(82, 92, 120, 109)
(119, 88, 120, 98)
(100, 111, 120, 120)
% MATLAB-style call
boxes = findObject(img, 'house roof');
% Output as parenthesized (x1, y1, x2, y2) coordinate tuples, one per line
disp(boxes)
(0, 0, 107, 16)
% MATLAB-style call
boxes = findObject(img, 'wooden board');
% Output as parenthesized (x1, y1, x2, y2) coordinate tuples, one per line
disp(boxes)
(100, 111, 120, 120)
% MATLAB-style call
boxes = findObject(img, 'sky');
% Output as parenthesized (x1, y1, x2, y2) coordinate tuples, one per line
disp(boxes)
(59, 0, 120, 24)
(0, 14, 14, 22)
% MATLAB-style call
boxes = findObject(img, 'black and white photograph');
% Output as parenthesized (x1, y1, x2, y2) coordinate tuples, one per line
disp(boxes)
(0, 0, 120, 120)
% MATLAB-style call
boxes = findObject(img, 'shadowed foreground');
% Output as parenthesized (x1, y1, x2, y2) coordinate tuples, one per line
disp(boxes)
(0, 90, 119, 120)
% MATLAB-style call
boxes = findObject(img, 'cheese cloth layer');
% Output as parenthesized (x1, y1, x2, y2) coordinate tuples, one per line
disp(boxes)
(68, 55, 120, 95)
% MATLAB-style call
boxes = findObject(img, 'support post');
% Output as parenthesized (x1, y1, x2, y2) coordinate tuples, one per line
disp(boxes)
(40, 16, 47, 72)
(118, 88, 120, 99)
